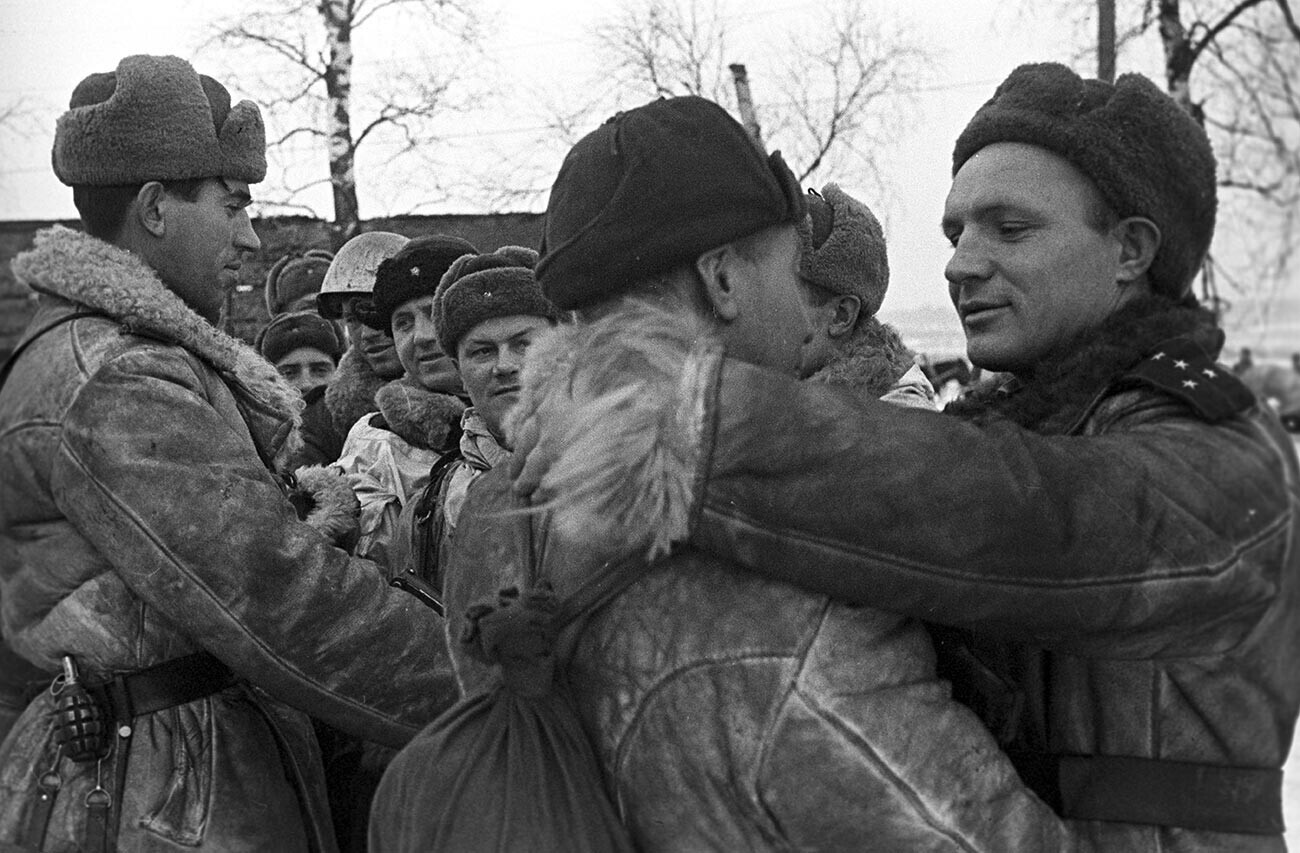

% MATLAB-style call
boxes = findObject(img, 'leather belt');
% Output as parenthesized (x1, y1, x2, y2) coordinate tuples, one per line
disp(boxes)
(1008, 749, 1285, 836)
(89, 651, 237, 722)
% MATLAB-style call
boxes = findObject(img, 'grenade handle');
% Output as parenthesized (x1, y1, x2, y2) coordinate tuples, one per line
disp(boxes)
(60, 655, 80, 685)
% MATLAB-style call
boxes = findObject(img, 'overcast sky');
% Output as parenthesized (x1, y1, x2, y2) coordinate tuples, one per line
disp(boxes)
(0, 0, 1190, 352)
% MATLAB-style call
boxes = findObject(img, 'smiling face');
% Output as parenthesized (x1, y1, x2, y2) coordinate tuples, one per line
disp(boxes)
(942, 143, 1134, 378)
(149, 177, 260, 323)
(454, 314, 551, 444)
(391, 294, 460, 392)
(341, 296, 403, 379)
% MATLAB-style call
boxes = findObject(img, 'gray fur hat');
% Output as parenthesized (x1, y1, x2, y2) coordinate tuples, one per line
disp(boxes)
(798, 183, 889, 318)
(53, 54, 267, 187)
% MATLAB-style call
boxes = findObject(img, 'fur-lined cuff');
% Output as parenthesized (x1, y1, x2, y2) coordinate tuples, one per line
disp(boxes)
(293, 465, 361, 544)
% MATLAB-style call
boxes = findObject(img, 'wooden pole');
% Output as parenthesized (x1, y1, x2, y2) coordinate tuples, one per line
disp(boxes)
(729, 63, 764, 148)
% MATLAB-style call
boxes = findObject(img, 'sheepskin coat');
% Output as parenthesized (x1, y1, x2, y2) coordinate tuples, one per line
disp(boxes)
(691, 296, 1300, 852)
(0, 227, 457, 853)
(332, 377, 464, 572)
(386, 301, 1075, 851)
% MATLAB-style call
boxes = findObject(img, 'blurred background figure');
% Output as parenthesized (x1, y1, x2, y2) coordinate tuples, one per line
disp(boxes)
(255, 310, 348, 469)
(265, 248, 334, 316)
(796, 183, 936, 410)
(256, 309, 345, 395)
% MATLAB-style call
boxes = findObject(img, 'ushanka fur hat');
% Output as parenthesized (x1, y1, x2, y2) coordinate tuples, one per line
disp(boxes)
(434, 246, 559, 357)
(537, 95, 805, 310)
(255, 310, 345, 365)
(54, 54, 266, 187)
(953, 62, 1216, 301)
(368, 234, 478, 334)
(265, 249, 334, 317)
(799, 183, 889, 318)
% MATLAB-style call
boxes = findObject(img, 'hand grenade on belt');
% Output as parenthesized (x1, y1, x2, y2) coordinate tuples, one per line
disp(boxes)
(51, 655, 111, 763)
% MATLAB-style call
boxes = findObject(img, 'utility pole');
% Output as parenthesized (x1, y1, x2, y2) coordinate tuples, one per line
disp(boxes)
(729, 63, 764, 147)
(1097, 0, 1116, 82)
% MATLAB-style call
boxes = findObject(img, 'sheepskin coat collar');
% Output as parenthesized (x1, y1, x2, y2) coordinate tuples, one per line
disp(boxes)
(507, 299, 721, 564)
(945, 296, 1223, 434)
(324, 345, 390, 435)
(373, 376, 466, 452)
(11, 225, 302, 426)
(807, 316, 915, 397)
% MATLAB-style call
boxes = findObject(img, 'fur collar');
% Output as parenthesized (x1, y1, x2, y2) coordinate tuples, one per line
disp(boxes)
(945, 296, 1223, 433)
(508, 299, 721, 563)
(807, 316, 915, 397)
(374, 376, 466, 452)
(324, 346, 389, 435)
(11, 225, 303, 427)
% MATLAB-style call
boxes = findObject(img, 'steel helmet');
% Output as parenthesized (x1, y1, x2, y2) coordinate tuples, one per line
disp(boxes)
(316, 231, 410, 319)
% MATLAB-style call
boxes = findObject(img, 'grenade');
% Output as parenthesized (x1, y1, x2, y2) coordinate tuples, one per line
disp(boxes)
(51, 656, 110, 763)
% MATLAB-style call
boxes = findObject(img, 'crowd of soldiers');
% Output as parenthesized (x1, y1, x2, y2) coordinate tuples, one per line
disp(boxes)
(0, 52, 1296, 853)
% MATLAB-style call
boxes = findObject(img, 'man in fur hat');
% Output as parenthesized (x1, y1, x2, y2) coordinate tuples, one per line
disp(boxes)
(374, 95, 1074, 851)
(512, 64, 1299, 850)
(331, 234, 476, 570)
(0, 55, 456, 852)
(394, 246, 560, 590)
(795, 182, 936, 409)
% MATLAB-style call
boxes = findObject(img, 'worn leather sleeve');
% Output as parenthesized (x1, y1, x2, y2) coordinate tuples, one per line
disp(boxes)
(694, 358, 1295, 658)
(51, 345, 457, 747)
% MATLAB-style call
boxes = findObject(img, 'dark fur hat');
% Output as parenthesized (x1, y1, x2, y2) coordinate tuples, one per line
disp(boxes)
(537, 95, 806, 310)
(54, 55, 266, 186)
(433, 246, 559, 357)
(953, 62, 1216, 300)
(255, 310, 345, 365)
(367, 235, 478, 334)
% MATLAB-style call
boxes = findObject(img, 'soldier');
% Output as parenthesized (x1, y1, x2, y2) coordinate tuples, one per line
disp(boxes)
(0, 55, 455, 852)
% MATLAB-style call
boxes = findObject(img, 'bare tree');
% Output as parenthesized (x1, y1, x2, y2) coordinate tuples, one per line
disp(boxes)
(594, 0, 732, 104)
(591, 0, 932, 188)
(766, 2, 931, 184)
(1143, 1, 1299, 331)
(208, 0, 483, 248)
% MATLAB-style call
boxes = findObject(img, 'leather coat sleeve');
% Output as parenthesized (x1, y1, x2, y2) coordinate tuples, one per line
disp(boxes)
(51, 347, 457, 747)
(694, 358, 1294, 658)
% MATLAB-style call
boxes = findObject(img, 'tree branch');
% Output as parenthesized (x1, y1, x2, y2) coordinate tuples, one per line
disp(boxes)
(1189, 0, 1267, 64)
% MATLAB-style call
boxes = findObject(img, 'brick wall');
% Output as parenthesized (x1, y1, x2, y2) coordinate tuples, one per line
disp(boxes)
(0, 213, 545, 360)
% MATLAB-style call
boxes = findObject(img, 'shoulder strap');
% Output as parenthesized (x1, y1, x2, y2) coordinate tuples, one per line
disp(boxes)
(1120, 337, 1255, 422)
(407, 449, 467, 588)
(0, 309, 98, 394)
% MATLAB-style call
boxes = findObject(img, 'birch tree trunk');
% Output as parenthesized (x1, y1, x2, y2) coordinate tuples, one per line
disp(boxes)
(320, 0, 361, 249)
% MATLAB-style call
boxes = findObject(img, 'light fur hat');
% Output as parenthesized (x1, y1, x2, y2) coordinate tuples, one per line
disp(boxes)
(798, 183, 890, 317)
(53, 54, 266, 187)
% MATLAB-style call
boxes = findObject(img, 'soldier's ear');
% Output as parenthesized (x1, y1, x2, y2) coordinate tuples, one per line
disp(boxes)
(694, 243, 742, 322)
(827, 294, 861, 339)
(1115, 216, 1161, 286)
(135, 182, 167, 238)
